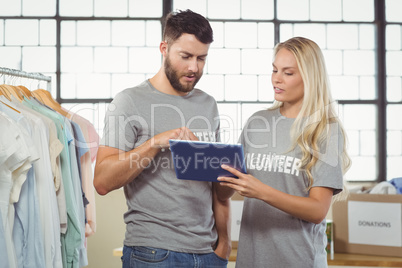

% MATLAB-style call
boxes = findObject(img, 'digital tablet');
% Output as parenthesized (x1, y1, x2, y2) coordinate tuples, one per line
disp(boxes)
(169, 139, 247, 182)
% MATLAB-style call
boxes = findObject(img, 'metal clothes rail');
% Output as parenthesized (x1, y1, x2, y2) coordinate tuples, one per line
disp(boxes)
(0, 67, 52, 91)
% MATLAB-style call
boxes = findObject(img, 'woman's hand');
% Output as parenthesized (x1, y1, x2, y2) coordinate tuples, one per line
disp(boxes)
(217, 164, 266, 200)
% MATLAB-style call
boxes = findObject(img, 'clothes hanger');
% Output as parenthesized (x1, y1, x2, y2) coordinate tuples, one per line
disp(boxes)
(33, 88, 69, 118)
(17, 85, 33, 99)
(0, 99, 21, 113)
(1, 84, 24, 102)
(31, 90, 44, 102)
(0, 74, 24, 101)
(0, 85, 12, 101)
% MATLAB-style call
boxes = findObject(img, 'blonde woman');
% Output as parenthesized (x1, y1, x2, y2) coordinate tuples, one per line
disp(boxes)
(218, 37, 351, 268)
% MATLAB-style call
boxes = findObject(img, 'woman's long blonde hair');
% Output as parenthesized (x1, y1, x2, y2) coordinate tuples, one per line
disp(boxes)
(270, 37, 351, 191)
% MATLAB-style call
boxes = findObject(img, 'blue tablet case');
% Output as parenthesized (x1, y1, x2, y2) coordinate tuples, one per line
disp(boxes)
(169, 139, 247, 182)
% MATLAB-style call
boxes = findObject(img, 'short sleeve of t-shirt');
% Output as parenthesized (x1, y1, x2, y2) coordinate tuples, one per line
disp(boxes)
(100, 91, 139, 151)
(311, 122, 344, 195)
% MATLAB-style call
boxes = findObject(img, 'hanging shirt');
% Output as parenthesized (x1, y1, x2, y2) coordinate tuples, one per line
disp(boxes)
(66, 109, 99, 237)
(6, 96, 64, 268)
(0, 213, 10, 268)
(22, 97, 83, 268)
(0, 111, 30, 268)
(1, 101, 46, 268)
(64, 119, 88, 267)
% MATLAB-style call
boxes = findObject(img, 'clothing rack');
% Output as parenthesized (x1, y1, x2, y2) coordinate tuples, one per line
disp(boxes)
(0, 67, 52, 91)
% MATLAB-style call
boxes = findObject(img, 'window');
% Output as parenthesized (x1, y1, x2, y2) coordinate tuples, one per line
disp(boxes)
(1, 0, 400, 182)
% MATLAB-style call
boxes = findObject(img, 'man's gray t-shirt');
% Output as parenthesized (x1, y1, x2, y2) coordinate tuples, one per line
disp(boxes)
(100, 80, 220, 253)
(236, 108, 344, 268)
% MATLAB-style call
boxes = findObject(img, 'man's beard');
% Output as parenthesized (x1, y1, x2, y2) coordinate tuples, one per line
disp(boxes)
(164, 55, 201, 93)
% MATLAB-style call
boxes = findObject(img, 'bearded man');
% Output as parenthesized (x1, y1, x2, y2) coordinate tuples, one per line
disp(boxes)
(94, 9, 233, 268)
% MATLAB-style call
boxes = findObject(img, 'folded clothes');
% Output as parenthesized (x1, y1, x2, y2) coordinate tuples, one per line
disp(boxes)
(389, 177, 402, 194)
(369, 181, 397, 194)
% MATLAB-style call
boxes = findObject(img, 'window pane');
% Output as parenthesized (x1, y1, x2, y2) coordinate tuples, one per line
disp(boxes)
(258, 23, 275, 48)
(293, 24, 327, 48)
(388, 157, 402, 180)
(277, 0, 309, 20)
(388, 105, 402, 130)
(387, 105, 402, 180)
(128, 47, 160, 74)
(360, 130, 376, 156)
(0, 20, 3, 45)
(387, 77, 402, 102)
(94, 47, 128, 73)
(129, 0, 162, 18)
(323, 50, 343, 75)
(207, 0, 240, 19)
(22, 0, 56, 16)
(207, 49, 241, 74)
(173, 0, 207, 17)
(241, 0, 274, 20)
(330, 76, 359, 100)
(280, 24, 293, 42)
(61, 21, 76, 45)
(225, 22, 258, 48)
(359, 24, 375, 50)
(210, 22, 224, 48)
(112, 21, 145, 46)
(310, 0, 342, 21)
(5, 20, 39, 45)
(60, 74, 77, 98)
(359, 76, 376, 100)
(197, 74, 225, 101)
(22, 47, 56, 72)
(387, 51, 402, 76)
(94, 0, 127, 17)
(258, 75, 274, 102)
(346, 156, 376, 181)
(241, 49, 272, 75)
(343, 104, 376, 130)
(40, 20, 56, 45)
(145, 21, 161, 46)
(343, 0, 374, 22)
(344, 50, 375, 76)
(387, 131, 402, 156)
(327, 24, 359, 49)
(0, 0, 21, 16)
(60, 0, 93, 16)
(225, 75, 258, 101)
(77, 21, 110, 46)
(0, 47, 21, 69)
(76, 73, 110, 98)
(386, 25, 401, 50)
(61, 47, 94, 72)
(347, 130, 359, 156)
(386, 0, 402, 22)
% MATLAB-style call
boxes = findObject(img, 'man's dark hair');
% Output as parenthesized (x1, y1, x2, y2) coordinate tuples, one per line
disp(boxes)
(163, 9, 213, 44)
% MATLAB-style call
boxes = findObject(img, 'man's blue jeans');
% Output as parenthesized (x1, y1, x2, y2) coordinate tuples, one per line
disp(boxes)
(122, 246, 228, 268)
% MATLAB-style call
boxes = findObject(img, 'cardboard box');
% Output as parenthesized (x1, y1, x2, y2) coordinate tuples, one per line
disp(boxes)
(332, 193, 402, 257)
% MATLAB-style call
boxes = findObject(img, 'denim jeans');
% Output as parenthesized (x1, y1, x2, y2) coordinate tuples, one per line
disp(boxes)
(122, 246, 228, 268)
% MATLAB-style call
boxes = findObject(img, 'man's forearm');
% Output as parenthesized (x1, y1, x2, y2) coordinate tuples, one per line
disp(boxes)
(212, 184, 232, 259)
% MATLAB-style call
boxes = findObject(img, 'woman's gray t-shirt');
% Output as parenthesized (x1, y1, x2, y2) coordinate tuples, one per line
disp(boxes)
(236, 108, 344, 268)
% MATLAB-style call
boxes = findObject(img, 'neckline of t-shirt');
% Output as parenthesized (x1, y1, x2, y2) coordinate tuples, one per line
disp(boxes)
(146, 79, 195, 99)
(275, 107, 296, 121)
